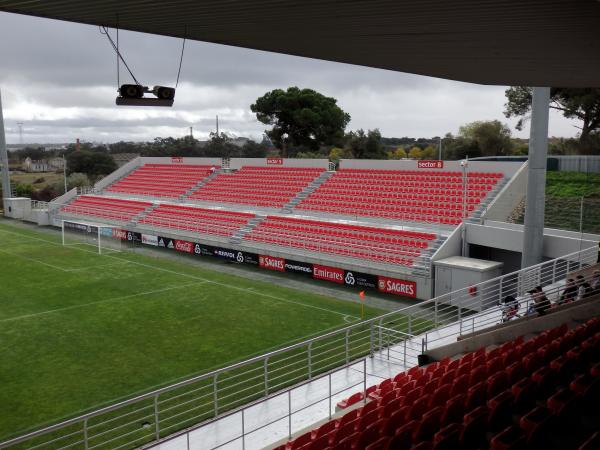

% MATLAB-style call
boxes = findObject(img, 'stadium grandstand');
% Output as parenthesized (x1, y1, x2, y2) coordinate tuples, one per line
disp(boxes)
(0, 1, 599, 450)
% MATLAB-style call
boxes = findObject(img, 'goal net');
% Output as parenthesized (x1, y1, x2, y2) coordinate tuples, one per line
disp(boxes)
(61, 220, 123, 254)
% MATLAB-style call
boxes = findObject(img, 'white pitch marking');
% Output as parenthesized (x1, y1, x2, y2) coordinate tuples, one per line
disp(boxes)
(0, 227, 361, 320)
(0, 281, 205, 323)
(0, 248, 72, 272)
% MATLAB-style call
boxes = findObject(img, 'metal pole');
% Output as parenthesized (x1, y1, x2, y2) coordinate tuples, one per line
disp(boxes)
(438, 136, 442, 160)
(264, 358, 269, 394)
(461, 158, 469, 256)
(0, 89, 11, 206)
(63, 154, 67, 193)
(369, 322, 375, 358)
(288, 390, 292, 440)
(328, 374, 332, 420)
(521, 86, 550, 268)
(307, 344, 312, 380)
(153, 395, 160, 440)
(241, 409, 245, 450)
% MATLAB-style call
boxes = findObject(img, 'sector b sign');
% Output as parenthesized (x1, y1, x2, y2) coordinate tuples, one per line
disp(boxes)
(417, 160, 444, 169)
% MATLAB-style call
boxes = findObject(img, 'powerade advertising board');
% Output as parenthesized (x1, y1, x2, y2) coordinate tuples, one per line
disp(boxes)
(136, 232, 417, 298)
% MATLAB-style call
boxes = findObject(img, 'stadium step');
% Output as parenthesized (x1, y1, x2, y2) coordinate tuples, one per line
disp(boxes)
(178, 169, 223, 202)
(230, 214, 267, 242)
(282, 171, 335, 212)
(130, 202, 160, 225)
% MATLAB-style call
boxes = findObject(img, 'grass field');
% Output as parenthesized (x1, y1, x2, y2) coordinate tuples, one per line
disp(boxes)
(0, 221, 387, 442)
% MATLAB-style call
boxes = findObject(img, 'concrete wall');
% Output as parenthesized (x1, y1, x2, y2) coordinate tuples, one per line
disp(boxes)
(94, 157, 143, 191)
(3, 198, 31, 219)
(229, 158, 330, 169)
(431, 224, 463, 262)
(139, 157, 222, 166)
(482, 161, 528, 222)
(466, 222, 598, 260)
(339, 159, 523, 177)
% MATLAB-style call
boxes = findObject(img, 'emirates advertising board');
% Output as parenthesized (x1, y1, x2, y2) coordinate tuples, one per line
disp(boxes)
(133, 232, 416, 297)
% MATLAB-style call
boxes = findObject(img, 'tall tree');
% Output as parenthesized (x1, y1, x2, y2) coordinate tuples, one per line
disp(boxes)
(458, 120, 514, 156)
(251, 87, 350, 156)
(346, 129, 386, 159)
(504, 87, 600, 154)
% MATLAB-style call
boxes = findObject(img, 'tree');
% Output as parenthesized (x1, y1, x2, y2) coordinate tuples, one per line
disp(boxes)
(240, 140, 268, 158)
(458, 120, 514, 156)
(421, 145, 436, 159)
(251, 87, 350, 156)
(408, 147, 423, 159)
(346, 129, 386, 159)
(388, 147, 407, 159)
(504, 87, 600, 154)
(66, 150, 117, 177)
(203, 132, 242, 158)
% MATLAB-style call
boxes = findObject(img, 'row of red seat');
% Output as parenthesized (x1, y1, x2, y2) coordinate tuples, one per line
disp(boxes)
(189, 167, 325, 208)
(138, 204, 252, 237)
(277, 317, 599, 450)
(244, 217, 428, 266)
(60, 195, 151, 222)
(336, 169, 503, 178)
(106, 164, 217, 198)
(267, 216, 435, 241)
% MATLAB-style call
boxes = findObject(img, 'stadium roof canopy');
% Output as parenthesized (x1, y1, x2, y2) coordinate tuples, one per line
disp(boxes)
(0, 0, 599, 87)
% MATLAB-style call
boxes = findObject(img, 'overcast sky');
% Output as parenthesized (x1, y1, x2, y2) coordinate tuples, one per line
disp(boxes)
(0, 12, 580, 145)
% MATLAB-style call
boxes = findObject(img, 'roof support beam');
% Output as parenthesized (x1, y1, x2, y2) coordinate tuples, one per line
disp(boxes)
(521, 86, 550, 268)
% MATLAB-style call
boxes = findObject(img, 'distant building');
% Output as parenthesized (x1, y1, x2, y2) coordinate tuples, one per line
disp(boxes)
(22, 156, 64, 172)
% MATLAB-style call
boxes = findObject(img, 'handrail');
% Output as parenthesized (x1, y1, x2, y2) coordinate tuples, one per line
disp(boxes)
(1, 244, 596, 449)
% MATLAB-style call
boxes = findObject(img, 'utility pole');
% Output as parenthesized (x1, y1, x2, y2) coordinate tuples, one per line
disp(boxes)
(216, 115, 219, 136)
(63, 154, 67, 194)
(17, 122, 24, 146)
(189, 126, 193, 140)
(438, 136, 442, 160)
(0, 89, 11, 203)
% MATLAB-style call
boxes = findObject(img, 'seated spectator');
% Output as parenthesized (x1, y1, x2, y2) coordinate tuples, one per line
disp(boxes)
(499, 295, 520, 322)
(591, 270, 600, 295)
(559, 278, 577, 304)
(528, 286, 550, 316)
(575, 275, 592, 301)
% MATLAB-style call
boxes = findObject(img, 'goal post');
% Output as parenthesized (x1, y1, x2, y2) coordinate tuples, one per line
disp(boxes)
(61, 219, 122, 255)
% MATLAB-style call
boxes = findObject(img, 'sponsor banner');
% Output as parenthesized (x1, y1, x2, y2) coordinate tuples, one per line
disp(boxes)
(126, 231, 142, 243)
(171, 156, 184, 163)
(241, 251, 259, 265)
(266, 157, 283, 165)
(259, 255, 285, 272)
(157, 236, 175, 249)
(417, 160, 444, 169)
(284, 259, 313, 276)
(377, 276, 417, 298)
(141, 234, 158, 246)
(313, 264, 345, 284)
(100, 227, 113, 237)
(343, 270, 377, 289)
(112, 228, 128, 241)
(174, 239, 194, 253)
(64, 221, 98, 235)
(212, 246, 247, 263)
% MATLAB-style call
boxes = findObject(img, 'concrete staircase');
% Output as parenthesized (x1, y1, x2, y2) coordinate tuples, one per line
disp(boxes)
(468, 176, 509, 223)
(280, 171, 334, 213)
(229, 215, 267, 245)
(129, 202, 159, 226)
(178, 170, 221, 202)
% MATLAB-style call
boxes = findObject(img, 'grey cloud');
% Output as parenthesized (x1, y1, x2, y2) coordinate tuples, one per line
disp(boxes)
(0, 11, 580, 144)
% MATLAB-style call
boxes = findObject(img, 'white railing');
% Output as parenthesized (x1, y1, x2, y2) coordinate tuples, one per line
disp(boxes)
(1, 245, 596, 450)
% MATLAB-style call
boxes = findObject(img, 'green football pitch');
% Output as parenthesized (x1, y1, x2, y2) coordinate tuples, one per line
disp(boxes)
(0, 221, 386, 441)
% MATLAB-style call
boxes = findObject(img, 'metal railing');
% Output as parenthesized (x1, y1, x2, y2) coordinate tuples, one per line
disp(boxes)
(1, 246, 596, 450)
